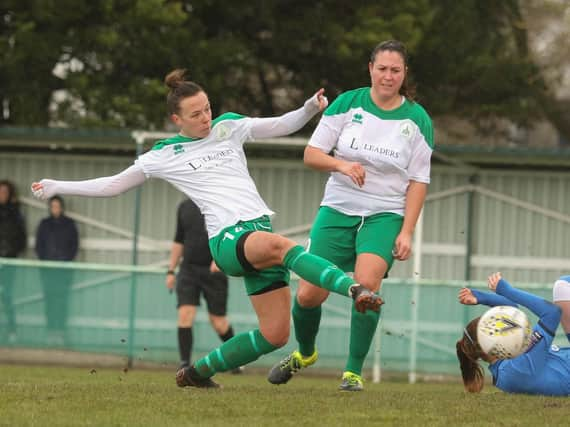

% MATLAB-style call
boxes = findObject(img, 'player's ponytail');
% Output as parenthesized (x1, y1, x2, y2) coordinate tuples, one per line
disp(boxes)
(456, 317, 485, 393)
(164, 68, 205, 115)
(164, 68, 187, 90)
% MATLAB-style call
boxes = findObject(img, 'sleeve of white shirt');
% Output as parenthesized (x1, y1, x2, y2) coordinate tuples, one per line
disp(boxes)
(407, 135, 432, 184)
(249, 93, 324, 140)
(35, 164, 146, 199)
(307, 114, 344, 153)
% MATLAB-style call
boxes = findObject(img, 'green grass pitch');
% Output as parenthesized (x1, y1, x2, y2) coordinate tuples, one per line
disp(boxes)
(0, 365, 568, 426)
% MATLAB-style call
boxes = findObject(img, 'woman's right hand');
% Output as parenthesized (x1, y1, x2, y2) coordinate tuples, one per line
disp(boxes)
(210, 260, 221, 273)
(458, 288, 478, 305)
(166, 273, 176, 291)
(337, 161, 366, 187)
(31, 180, 56, 200)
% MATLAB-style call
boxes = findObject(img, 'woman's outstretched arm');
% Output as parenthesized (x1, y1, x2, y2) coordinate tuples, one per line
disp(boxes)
(31, 164, 147, 200)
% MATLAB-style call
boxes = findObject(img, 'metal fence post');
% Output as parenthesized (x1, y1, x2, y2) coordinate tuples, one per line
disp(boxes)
(408, 208, 424, 384)
(127, 134, 145, 368)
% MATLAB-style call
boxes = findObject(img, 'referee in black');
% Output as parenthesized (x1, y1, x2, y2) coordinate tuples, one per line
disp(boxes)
(166, 198, 241, 373)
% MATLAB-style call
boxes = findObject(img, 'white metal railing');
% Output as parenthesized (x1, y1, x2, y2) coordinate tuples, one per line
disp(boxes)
(20, 196, 170, 252)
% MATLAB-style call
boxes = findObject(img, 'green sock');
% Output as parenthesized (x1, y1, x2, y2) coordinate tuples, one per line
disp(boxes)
(345, 303, 381, 375)
(194, 329, 277, 378)
(283, 245, 355, 297)
(293, 297, 322, 357)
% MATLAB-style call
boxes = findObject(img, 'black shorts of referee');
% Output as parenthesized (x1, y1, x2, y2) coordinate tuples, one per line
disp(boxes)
(176, 264, 229, 316)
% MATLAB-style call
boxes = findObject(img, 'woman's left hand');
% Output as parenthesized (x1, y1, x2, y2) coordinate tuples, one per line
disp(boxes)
(312, 88, 328, 111)
(487, 272, 502, 292)
(393, 231, 412, 260)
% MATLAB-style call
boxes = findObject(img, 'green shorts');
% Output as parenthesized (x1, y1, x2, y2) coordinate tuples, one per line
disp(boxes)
(209, 216, 290, 296)
(308, 206, 403, 273)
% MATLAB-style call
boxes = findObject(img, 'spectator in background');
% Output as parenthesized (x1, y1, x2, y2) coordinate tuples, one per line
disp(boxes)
(0, 180, 27, 343)
(166, 198, 241, 374)
(35, 195, 78, 346)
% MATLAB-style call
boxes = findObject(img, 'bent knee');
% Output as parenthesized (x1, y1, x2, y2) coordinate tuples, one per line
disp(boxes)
(250, 232, 293, 258)
(261, 326, 290, 348)
(297, 284, 328, 307)
(266, 235, 295, 260)
(268, 334, 289, 348)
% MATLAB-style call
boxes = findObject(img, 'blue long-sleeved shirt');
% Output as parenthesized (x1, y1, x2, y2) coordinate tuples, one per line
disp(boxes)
(471, 288, 518, 308)
(473, 276, 570, 344)
(482, 279, 570, 396)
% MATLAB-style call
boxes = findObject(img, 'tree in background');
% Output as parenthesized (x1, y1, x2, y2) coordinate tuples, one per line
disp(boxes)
(1, 0, 568, 144)
(521, 0, 570, 144)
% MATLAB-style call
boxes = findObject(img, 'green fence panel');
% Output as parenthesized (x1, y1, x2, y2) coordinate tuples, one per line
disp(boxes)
(1, 258, 565, 377)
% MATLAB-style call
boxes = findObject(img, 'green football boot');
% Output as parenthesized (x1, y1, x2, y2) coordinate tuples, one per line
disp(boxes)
(338, 371, 364, 391)
(267, 349, 318, 384)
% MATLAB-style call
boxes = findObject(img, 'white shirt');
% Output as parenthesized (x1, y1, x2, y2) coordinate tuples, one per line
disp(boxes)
(136, 114, 272, 237)
(34, 95, 324, 238)
(309, 87, 433, 216)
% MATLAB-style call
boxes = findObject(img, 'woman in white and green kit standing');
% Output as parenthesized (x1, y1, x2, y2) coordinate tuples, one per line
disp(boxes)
(268, 40, 434, 391)
(31, 69, 382, 389)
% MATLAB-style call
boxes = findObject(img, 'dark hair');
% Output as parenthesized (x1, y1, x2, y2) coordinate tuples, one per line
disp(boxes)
(370, 40, 416, 101)
(164, 69, 205, 115)
(49, 195, 65, 210)
(0, 179, 19, 205)
(456, 317, 493, 393)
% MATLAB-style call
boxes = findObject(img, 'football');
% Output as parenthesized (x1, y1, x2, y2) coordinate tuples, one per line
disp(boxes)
(476, 305, 532, 359)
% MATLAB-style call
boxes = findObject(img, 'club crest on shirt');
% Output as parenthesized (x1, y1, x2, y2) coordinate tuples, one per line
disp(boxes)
(216, 124, 230, 141)
(399, 120, 415, 141)
(352, 113, 363, 124)
(173, 144, 185, 155)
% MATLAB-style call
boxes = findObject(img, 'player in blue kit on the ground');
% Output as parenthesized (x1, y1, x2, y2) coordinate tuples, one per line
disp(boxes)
(457, 272, 570, 396)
